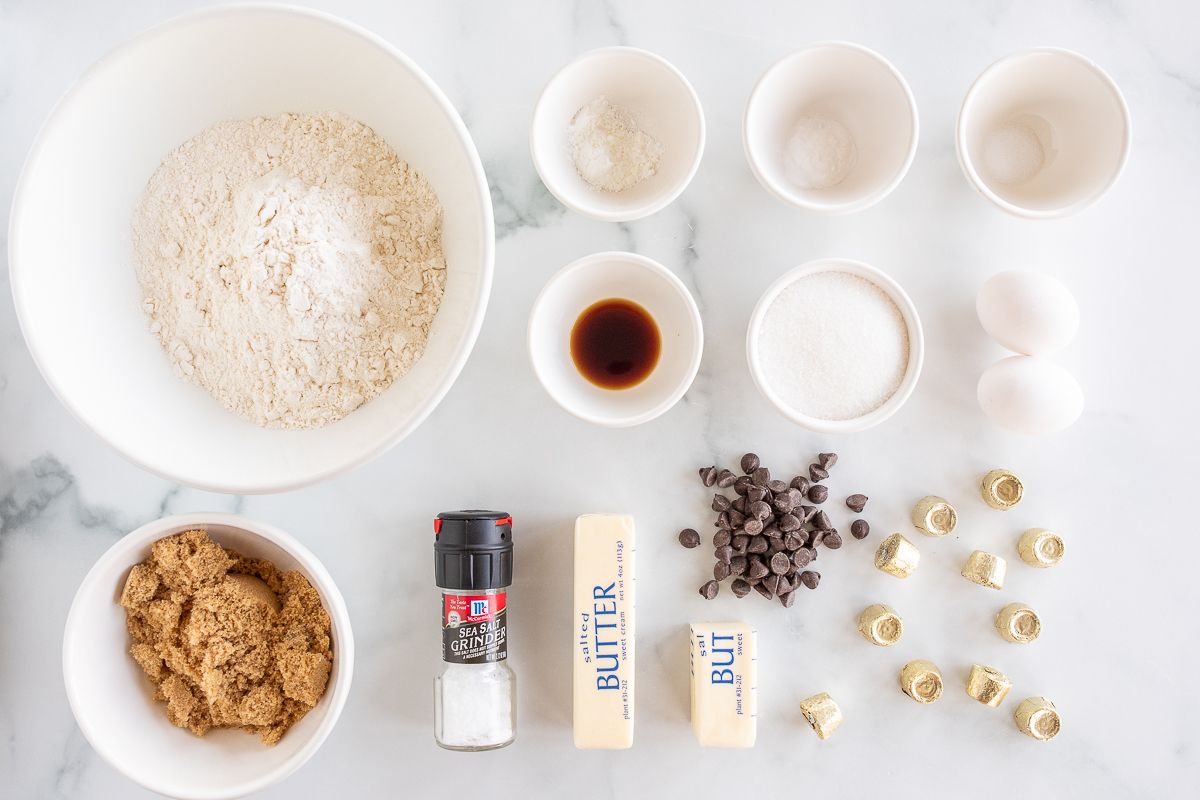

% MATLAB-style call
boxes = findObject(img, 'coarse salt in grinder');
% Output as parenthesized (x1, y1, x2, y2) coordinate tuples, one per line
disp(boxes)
(434, 510, 516, 751)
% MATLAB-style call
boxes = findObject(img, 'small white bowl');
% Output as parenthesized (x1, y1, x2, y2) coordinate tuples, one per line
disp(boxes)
(957, 48, 1130, 218)
(9, 6, 494, 493)
(63, 513, 354, 800)
(528, 251, 703, 427)
(744, 43, 918, 213)
(530, 46, 705, 221)
(746, 258, 924, 433)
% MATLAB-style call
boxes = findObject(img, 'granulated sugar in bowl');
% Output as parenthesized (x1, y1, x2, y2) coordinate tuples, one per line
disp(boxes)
(747, 259, 924, 433)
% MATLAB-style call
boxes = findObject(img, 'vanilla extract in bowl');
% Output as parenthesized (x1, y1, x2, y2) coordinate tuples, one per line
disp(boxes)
(570, 298, 661, 389)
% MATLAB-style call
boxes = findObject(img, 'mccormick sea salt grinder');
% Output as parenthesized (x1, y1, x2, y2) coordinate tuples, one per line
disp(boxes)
(434, 511, 516, 751)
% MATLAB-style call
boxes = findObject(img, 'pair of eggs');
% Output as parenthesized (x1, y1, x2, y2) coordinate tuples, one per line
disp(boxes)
(976, 271, 1083, 435)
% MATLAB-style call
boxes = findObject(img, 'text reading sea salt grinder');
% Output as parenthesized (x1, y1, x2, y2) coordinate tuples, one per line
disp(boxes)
(434, 511, 516, 751)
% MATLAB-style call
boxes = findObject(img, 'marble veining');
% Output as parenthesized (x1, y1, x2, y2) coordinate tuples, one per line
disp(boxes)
(2, 0, 1199, 798)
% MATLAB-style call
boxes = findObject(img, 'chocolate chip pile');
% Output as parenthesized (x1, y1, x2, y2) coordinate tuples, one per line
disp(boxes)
(681, 452, 871, 607)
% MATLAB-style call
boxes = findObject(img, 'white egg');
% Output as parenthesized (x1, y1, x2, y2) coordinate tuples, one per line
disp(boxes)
(977, 356, 1084, 435)
(976, 270, 1079, 355)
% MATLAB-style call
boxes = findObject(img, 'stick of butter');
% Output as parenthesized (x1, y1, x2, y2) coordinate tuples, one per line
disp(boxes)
(573, 514, 636, 749)
(689, 622, 757, 747)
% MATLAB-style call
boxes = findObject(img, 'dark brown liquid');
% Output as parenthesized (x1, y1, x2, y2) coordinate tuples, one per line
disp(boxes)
(570, 298, 661, 390)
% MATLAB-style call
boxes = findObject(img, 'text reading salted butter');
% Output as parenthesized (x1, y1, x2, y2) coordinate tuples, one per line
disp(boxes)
(690, 622, 758, 747)
(573, 514, 636, 749)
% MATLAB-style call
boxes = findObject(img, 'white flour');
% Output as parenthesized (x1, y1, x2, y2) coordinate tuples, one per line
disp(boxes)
(133, 112, 446, 429)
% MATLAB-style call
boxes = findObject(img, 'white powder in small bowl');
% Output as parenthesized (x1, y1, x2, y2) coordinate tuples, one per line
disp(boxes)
(567, 96, 664, 193)
(982, 122, 1045, 186)
(782, 115, 857, 190)
(757, 271, 909, 421)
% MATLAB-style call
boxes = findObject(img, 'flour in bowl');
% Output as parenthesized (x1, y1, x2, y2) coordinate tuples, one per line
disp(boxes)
(133, 112, 446, 429)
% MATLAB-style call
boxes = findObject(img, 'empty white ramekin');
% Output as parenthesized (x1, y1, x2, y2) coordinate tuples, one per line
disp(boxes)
(744, 42, 918, 213)
(957, 48, 1130, 218)
(528, 251, 703, 427)
(531, 47, 705, 221)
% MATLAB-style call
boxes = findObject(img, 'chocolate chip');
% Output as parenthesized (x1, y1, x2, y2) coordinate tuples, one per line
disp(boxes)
(699, 466, 718, 487)
(730, 556, 748, 576)
(753, 582, 774, 600)
(713, 529, 732, 547)
(818, 452, 838, 469)
(791, 476, 811, 494)
(743, 517, 764, 536)
(761, 574, 782, 597)
(799, 570, 821, 589)
(786, 487, 804, 507)
(715, 545, 733, 563)
(772, 495, 794, 514)
(679, 528, 701, 548)
(783, 532, 805, 551)
(747, 558, 770, 580)
(747, 485, 768, 503)
(809, 530, 826, 548)
(812, 510, 831, 531)
(850, 519, 870, 539)
(809, 464, 829, 482)
(768, 537, 787, 553)
(732, 534, 750, 552)
(716, 512, 731, 531)
(728, 509, 746, 527)
(808, 484, 829, 504)
(712, 494, 731, 512)
(732, 496, 748, 514)
(734, 476, 753, 496)
(778, 513, 801, 532)
(740, 453, 760, 473)
(747, 535, 769, 554)
(823, 530, 843, 550)
(770, 551, 791, 575)
(716, 469, 737, 488)
(731, 578, 752, 598)
(767, 479, 789, 494)
(762, 524, 782, 539)
(747, 500, 770, 521)
(846, 494, 868, 513)
(778, 590, 796, 608)
(714, 560, 732, 581)
(699, 580, 720, 599)
(793, 548, 814, 568)
(798, 505, 817, 522)
(751, 467, 771, 486)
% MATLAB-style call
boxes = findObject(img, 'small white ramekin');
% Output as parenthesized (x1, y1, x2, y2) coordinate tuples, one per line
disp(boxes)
(530, 46, 705, 222)
(957, 48, 1130, 219)
(744, 42, 918, 213)
(528, 251, 703, 427)
(63, 513, 354, 800)
(746, 258, 924, 433)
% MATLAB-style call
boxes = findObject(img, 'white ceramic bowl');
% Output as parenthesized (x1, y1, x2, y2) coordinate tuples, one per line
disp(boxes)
(746, 258, 924, 433)
(530, 46, 705, 221)
(957, 48, 1130, 218)
(528, 251, 703, 427)
(9, 5, 494, 493)
(744, 43, 918, 213)
(63, 513, 354, 800)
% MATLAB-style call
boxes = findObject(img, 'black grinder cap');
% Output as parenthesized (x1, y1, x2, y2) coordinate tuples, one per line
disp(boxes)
(434, 510, 513, 590)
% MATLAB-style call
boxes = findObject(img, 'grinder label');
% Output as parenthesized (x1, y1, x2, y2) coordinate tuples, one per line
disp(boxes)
(442, 592, 508, 664)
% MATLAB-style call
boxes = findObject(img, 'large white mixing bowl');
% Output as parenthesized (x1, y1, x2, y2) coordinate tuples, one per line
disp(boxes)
(9, 5, 494, 493)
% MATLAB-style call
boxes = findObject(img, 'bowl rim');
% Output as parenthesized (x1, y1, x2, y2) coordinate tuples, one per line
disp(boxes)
(527, 250, 704, 427)
(7, 3, 496, 494)
(529, 45, 707, 222)
(62, 512, 355, 800)
(742, 41, 920, 214)
(955, 46, 1132, 220)
(746, 258, 924, 433)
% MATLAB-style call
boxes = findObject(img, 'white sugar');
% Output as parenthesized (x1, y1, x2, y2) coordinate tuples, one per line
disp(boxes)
(982, 123, 1045, 185)
(782, 115, 857, 190)
(757, 271, 909, 421)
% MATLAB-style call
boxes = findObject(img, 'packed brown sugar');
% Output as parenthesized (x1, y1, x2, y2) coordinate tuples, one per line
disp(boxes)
(119, 529, 332, 745)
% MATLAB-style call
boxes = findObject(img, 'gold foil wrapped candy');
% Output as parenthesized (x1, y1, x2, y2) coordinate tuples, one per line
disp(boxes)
(1018, 528, 1065, 568)
(966, 664, 1012, 707)
(1014, 696, 1061, 741)
(857, 604, 903, 646)
(899, 660, 943, 704)
(980, 469, 1024, 510)
(798, 692, 842, 739)
(875, 533, 920, 579)
(911, 496, 957, 536)
(995, 602, 1041, 644)
(961, 550, 1006, 589)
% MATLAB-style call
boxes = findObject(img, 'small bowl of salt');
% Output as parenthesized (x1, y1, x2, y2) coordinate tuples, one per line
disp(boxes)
(743, 42, 918, 213)
(531, 46, 705, 222)
(746, 258, 924, 433)
(957, 48, 1130, 218)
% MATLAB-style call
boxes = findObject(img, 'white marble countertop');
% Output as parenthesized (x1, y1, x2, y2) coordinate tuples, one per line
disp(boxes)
(3, 1, 1198, 797)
